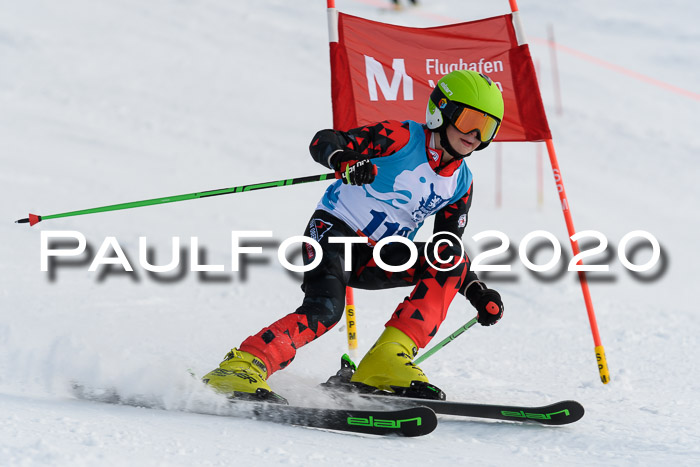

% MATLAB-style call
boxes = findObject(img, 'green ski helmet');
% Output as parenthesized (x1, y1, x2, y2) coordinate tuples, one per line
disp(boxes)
(425, 69, 504, 157)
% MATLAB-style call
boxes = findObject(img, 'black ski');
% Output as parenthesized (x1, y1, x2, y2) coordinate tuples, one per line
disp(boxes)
(321, 355, 584, 426)
(227, 400, 437, 437)
(343, 394, 584, 426)
(71, 383, 437, 437)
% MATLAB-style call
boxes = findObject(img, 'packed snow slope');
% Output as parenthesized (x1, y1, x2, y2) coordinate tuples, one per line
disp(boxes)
(1, 0, 699, 465)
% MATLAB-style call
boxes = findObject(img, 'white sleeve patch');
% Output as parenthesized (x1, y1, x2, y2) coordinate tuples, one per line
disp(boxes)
(458, 214, 467, 228)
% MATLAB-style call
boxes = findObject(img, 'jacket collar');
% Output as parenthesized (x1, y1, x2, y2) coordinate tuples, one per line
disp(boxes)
(426, 131, 463, 176)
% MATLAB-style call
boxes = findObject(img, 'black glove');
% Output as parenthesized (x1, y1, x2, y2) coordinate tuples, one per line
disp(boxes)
(331, 150, 377, 186)
(464, 281, 504, 326)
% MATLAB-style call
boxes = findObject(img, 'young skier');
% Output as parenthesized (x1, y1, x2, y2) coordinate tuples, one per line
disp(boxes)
(203, 69, 505, 401)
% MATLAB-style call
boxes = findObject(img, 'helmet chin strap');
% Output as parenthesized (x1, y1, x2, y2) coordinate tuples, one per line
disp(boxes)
(438, 126, 475, 160)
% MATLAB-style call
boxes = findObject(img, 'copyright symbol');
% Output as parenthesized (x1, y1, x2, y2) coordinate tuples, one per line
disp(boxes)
(423, 231, 466, 272)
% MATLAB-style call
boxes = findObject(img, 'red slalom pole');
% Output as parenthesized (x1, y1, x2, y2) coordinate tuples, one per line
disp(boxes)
(327, 0, 359, 361)
(509, 0, 610, 384)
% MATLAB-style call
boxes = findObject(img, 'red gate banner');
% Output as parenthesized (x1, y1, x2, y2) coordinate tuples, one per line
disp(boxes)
(330, 13, 551, 142)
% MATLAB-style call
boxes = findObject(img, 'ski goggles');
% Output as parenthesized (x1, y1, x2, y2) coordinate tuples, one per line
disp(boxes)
(430, 88, 501, 143)
(450, 104, 501, 142)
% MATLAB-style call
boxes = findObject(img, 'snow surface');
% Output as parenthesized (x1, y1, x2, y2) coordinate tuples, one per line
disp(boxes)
(1, 0, 699, 465)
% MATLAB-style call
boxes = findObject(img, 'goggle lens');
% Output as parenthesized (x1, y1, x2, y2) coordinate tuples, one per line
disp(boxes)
(452, 106, 500, 142)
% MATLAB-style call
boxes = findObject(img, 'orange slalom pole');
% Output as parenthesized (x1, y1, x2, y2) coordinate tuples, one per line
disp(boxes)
(510, 0, 609, 384)
(546, 140, 609, 383)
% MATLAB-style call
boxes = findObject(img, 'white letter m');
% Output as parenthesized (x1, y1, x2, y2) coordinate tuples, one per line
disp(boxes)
(364, 56, 413, 102)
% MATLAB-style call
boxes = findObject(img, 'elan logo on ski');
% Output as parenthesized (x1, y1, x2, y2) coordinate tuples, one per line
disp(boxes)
(500, 409, 571, 420)
(346, 415, 423, 428)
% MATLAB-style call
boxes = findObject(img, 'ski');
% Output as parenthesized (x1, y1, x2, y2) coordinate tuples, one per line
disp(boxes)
(337, 394, 584, 426)
(71, 383, 437, 437)
(226, 400, 437, 437)
(321, 355, 584, 426)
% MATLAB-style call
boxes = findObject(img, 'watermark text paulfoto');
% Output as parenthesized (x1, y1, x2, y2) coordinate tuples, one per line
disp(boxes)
(39, 230, 664, 283)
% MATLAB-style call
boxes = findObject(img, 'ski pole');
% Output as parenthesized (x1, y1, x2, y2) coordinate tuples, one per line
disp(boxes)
(15, 172, 337, 226)
(414, 317, 478, 365)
